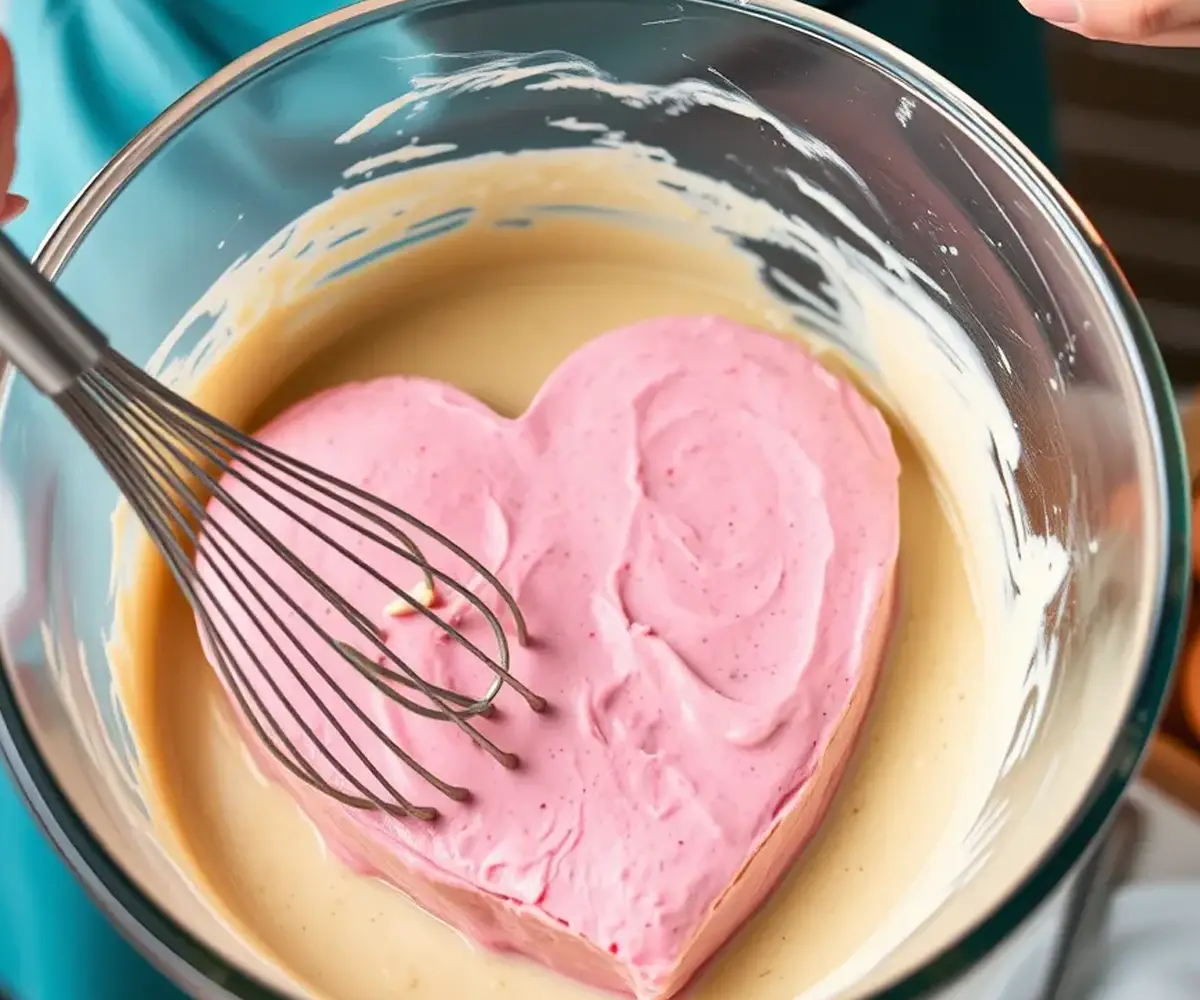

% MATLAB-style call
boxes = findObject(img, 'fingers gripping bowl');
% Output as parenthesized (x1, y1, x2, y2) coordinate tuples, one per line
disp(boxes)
(0, 2, 1188, 999)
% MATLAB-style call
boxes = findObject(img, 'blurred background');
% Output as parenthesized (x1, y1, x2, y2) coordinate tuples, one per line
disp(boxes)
(1049, 33, 1200, 386)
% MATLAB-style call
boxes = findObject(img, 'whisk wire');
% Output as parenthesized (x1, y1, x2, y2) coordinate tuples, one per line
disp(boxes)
(60, 388, 448, 818)
(97, 354, 544, 715)
(107, 352, 531, 645)
(87, 368, 499, 726)
(80, 371, 504, 785)
(51, 348, 545, 820)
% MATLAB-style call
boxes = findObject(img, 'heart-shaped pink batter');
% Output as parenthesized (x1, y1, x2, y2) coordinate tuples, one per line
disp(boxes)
(197, 316, 900, 999)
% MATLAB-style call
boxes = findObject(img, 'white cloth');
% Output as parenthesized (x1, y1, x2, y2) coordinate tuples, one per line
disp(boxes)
(1081, 884, 1200, 1000)
(1003, 882, 1200, 1000)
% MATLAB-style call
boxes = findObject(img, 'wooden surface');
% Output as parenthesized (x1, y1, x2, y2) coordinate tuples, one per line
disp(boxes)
(1144, 734, 1200, 815)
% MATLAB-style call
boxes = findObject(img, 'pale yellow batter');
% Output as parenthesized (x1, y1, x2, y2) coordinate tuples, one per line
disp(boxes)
(109, 148, 1010, 1000)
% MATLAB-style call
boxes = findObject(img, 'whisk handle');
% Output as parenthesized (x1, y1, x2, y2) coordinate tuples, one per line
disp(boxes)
(0, 230, 108, 396)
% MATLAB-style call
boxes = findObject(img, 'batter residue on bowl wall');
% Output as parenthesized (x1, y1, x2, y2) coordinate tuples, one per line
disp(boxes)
(101, 52, 1072, 1000)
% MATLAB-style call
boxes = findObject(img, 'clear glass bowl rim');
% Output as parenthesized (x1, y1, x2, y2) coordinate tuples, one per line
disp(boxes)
(0, 1, 1190, 997)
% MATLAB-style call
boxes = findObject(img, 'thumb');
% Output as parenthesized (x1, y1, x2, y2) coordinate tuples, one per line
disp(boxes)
(0, 195, 26, 224)
(1021, 0, 1200, 43)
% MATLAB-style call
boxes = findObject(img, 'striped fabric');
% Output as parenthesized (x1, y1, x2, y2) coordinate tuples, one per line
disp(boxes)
(1049, 31, 1200, 384)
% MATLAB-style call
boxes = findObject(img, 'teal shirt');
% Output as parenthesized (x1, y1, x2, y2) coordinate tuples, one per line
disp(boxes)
(0, 2, 1052, 999)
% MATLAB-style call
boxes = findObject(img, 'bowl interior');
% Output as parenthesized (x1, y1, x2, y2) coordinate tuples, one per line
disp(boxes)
(0, 2, 1188, 998)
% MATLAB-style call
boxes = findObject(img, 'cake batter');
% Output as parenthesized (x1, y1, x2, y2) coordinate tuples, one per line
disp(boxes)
(103, 143, 1041, 1000)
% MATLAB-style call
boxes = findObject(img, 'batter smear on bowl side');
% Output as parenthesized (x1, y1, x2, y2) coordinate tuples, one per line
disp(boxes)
(194, 315, 901, 999)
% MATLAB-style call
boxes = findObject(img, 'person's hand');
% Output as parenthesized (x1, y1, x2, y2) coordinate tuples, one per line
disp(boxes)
(1020, 0, 1200, 44)
(0, 34, 24, 224)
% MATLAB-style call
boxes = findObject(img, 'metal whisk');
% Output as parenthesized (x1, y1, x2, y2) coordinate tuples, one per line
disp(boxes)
(0, 231, 545, 821)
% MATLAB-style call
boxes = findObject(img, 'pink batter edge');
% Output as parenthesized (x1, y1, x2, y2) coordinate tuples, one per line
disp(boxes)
(196, 316, 901, 999)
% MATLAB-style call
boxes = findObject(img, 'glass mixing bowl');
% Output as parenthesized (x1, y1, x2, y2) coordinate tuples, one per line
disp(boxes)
(0, 1, 1190, 998)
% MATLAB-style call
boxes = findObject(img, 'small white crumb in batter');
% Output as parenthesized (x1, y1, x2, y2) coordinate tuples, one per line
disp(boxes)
(384, 579, 436, 617)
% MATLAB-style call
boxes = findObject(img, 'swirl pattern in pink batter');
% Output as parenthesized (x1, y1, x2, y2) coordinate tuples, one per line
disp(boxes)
(196, 316, 901, 999)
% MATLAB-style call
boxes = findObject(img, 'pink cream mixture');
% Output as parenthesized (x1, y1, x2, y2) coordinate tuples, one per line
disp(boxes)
(196, 316, 901, 999)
